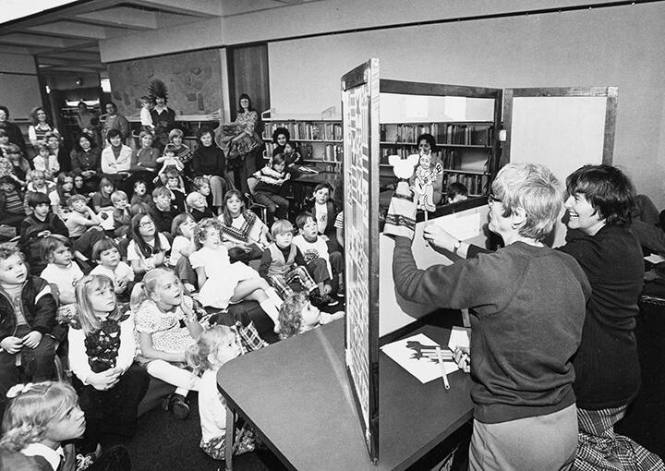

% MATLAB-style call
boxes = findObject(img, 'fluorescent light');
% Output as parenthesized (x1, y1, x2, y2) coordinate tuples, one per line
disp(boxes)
(101, 78, 111, 93)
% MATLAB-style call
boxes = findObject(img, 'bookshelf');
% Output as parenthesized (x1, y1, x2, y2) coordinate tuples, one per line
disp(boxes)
(379, 121, 494, 197)
(261, 118, 343, 186)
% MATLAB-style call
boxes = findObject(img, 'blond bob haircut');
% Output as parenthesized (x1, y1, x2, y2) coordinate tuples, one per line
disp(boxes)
(491, 163, 563, 242)
(75, 274, 122, 335)
(0, 381, 79, 452)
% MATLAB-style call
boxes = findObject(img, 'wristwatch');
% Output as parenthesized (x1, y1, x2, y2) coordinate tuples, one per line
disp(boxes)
(453, 240, 462, 253)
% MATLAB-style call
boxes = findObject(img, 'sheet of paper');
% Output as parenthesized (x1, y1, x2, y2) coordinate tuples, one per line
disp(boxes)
(448, 326, 470, 350)
(431, 211, 481, 241)
(98, 208, 115, 231)
(645, 253, 665, 264)
(381, 333, 458, 384)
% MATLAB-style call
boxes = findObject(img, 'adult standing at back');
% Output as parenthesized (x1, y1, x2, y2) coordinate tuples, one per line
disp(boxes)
(0, 106, 26, 154)
(27, 106, 59, 151)
(391, 162, 591, 471)
(216, 94, 263, 195)
(149, 79, 176, 151)
(560, 165, 664, 470)
(102, 102, 130, 147)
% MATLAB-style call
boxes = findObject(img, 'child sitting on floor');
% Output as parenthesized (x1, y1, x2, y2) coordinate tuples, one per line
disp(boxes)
(0, 243, 58, 416)
(189, 218, 282, 329)
(169, 213, 197, 291)
(64, 194, 101, 239)
(0, 381, 131, 471)
(90, 237, 134, 300)
(164, 169, 186, 213)
(258, 219, 327, 302)
(0, 176, 25, 230)
(39, 235, 84, 325)
(186, 326, 257, 460)
(130, 180, 152, 207)
(131, 268, 202, 419)
(186, 191, 213, 222)
(69, 274, 149, 454)
(251, 153, 291, 223)
(277, 291, 344, 340)
(192, 176, 213, 211)
(111, 190, 131, 238)
(293, 212, 344, 306)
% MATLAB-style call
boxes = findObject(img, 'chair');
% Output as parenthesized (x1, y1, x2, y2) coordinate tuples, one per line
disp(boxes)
(245, 177, 269, 225)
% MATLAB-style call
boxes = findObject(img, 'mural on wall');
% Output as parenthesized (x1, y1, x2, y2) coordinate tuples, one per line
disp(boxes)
(107, 50, 222, 117)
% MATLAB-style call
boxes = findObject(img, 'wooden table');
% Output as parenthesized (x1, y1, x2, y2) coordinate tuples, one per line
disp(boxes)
(218, 319, 473, 470)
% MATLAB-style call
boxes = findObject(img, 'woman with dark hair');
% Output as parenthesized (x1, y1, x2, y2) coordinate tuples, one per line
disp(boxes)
(559, 165, 663, 469)
(27, 106, 59, 149)
(391, 163, 591, 470)
(409, 133, 444, 206)
(0, 106, 26, 154)
(216, 94, 264, 194)
(191, 127, 230, 215)
(70, 131, 101, 193)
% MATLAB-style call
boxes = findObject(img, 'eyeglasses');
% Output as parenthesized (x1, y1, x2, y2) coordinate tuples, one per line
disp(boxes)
(488, 193, 502, 204)
(139, 220, 154, 228)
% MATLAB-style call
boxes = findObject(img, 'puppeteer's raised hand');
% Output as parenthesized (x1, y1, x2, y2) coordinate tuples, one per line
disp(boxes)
(423, 224, 458, 253)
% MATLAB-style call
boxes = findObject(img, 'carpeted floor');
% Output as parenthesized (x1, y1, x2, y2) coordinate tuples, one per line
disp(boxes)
(107, 297, 664, 470)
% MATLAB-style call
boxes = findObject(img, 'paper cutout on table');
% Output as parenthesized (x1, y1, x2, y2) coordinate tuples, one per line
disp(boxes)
(381, 333, 458, 384)
(645, 253, 665, 264)
(430, 211, 481, 241)
(448, 326, 470, 351)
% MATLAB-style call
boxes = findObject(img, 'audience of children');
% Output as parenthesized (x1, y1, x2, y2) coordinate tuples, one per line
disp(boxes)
(39, 235, 84, 308)
(150, 185, 178, 234)
(186, 191, 213, 222)
(110, 190, 131, 238)
(20, 192, 69, 275)
(156, 143, 185, 188)
(0, 176, 24, 231)
(131, 268, 202, 419)
(130, 179, 152, 207)
(33, 144, 60, 178)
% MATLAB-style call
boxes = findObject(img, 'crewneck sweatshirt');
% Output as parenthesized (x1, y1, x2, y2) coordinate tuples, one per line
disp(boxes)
(393, 237, 591, 424)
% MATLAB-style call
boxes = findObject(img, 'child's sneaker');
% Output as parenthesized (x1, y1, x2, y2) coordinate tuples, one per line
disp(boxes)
(163, 393, 190, 419)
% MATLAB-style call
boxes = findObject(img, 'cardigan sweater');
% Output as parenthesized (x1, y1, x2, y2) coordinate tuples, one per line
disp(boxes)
(393, 237, 591, 424)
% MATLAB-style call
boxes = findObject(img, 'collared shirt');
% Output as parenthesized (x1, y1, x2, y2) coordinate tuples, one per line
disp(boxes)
(22, 443, 64, 471)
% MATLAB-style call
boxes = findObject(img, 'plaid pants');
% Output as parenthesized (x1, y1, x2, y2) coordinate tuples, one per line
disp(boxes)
(574, 406, 665, 471)
(269, 266, 317, 299)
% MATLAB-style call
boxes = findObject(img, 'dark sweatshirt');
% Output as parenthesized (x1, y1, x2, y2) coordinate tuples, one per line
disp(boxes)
(559, 224, 643, 409)
(393, 237, 591, 424)
(192, 145, 225, 176)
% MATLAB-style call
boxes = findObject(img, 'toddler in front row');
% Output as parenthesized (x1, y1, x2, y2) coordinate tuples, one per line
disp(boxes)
(186, 326, 257, 460)
(277, 291, 344, 340)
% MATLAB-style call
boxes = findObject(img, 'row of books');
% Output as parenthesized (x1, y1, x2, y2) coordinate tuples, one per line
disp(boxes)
(380, 123, 493, 146)
(379, 147, 490, 170)
(263, 121, 343, 141)
(264, 142, 343, 162)
(443, 173, 490, 196)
